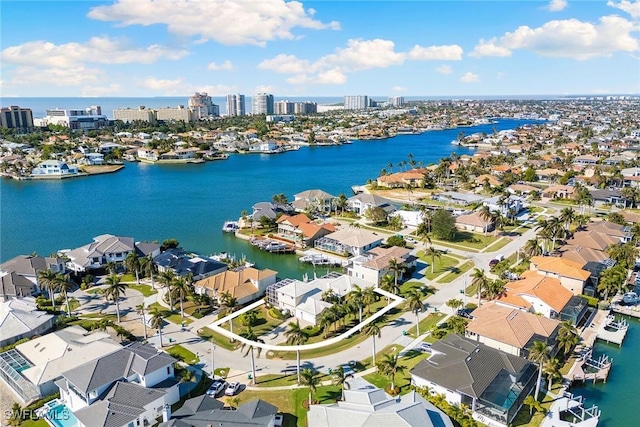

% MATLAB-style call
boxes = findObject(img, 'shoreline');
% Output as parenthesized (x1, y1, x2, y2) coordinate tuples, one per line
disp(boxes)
(2, 164, 124, 181)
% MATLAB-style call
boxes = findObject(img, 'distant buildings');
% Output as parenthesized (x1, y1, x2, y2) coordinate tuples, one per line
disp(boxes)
(344, 95, 369, 110)
(388, 96, 405, 107)
(188, 92, 219, 119)
(35, 106, 109, 130)
(225, 94, 246, 116)
(156, 105, 197, 123)
(274, 100, 317, 115)
(252, 93, 274, 115)
(1, 106, 34, 129)
(113, 106, 158, 124)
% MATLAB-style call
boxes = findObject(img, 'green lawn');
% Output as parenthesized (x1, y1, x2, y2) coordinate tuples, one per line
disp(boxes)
(120, 273, 136, 282)
(405, 312, 446, 338)
(166, 344, 200, 365)
(148, 302, 193, 325)
(483, 237, 511, 252)
(255, 372, 331, 388)
(432, 231, 500, 251)
(363, 349, 429, 393)
(220, 306, 285, 338)
(415, 253, 459, 280)
(127, 283, 157, 297)
(438, 260, 474, 283)
(197, 327, 242, 351)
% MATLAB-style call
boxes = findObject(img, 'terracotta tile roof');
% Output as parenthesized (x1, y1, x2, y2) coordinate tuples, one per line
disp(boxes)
(476, 174, 502, 186)
(566, 231, 619, 251)
(558, 245, 609, 265)
(276, 213, 311, 226)
(194, 268, 277, 300)
(530, 256, 591, 280)
(497, 271, 572, 312)
(467, 302, 560, 348)
(456, 211, 493, 227)
(362, 246, 411, 270)
(586, 221, 628, 239)
(620, 210, 640, 223)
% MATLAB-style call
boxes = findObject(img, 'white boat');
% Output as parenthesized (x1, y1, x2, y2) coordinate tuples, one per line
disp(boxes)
(222, 221, 239, 233)
(264, 241, 287, 251)
(622, 291, 639, 305)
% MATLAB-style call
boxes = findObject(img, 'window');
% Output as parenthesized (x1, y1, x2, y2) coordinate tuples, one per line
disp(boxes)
(167, 366, 170, 375)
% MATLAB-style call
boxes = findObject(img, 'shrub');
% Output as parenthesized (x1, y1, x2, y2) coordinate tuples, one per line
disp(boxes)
(431, 329, 447, 339)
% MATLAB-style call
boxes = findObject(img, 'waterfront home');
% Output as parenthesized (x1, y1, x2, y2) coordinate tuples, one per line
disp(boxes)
(410, 334, 537, 427)
(314, 228, 383, 256)
(58, 342, 179, 427)
(529, 256, 591, 295)
(0, 297, 55, 347)
(376, 169, 426, 188)
(137, 147, 159, 162)
(0, 326, 121, 403)
(30, 160, 79, 177)
(193, 266, 277, 305)
(64, 234, 151, 273)
(466, 301, 560, 358)
(347, 193, 395, 216)
(0, 255, 66, 300)
(153, 248, 227, 280)
(247, 140, 280, 153)
(455, 211, 495, 234)
(541, 184, 576, 201)
(292, 189, 336, 213)
(347, 246, 417, 285)
(160, 398, 278, 427)
(266, 272, 369, 325)
(308, 387, 454, 427)
(249, 201, 295, 222)
(158, 147, 199, 161)
(83, 152, 104, 165)
(276, 214, 336, 247)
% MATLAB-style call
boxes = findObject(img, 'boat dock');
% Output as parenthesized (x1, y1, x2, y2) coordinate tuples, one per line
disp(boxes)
(610, 302, 640, 319)
(595, 314, 628, 346)
(250, 237, 296, 254)
(567, 347, 612, 383)
(299, 251, 346, 267)
(541, 392, 600, 427)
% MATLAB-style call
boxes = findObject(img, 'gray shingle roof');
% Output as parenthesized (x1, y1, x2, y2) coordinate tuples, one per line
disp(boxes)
(172, 395, 224, 418)
(159, 399, 277, 427)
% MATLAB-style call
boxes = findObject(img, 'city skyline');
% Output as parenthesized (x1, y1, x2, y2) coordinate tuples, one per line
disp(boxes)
(1, 0, 639, 98)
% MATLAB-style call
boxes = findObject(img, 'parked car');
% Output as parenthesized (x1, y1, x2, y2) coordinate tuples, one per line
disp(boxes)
(225, 381, 241, 396)
(206, 380, 227, 397)
(489, 259, 500, 267)
(406, 237, 418, 244)
(417, 342, 431, 352)
(457, 309, 473, 319)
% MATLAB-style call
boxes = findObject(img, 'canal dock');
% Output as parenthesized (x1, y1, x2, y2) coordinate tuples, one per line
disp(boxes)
(595, 313, 629, 346)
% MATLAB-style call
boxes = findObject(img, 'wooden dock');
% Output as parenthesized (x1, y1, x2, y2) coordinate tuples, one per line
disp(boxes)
(595, 314, 628, 346)
(611, 302, 640, 319)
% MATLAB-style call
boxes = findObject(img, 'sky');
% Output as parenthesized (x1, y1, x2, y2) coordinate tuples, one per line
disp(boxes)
(1, 0, 639, 97)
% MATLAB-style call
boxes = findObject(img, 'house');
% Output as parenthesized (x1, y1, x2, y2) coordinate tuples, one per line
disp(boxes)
(0, 326, 121, 403)
(0, 255, 66, 300)
(64, 234, 140, 272)
(475, 174, 502, 188)
(376, 169, 426, 188)
(158, 147, 199, 161)
(455, 212, 494, 234)
(541, 184, 576, 201)
(507, 183, 539, 196)
(250, 201, 295, 222)
(347, 193, 396, 216)
(589, 189, 628, 208)
(276, 214, 336, 247)
(482, 195, 524, 217)
(314, 228, 383, 256)
(193, 266, 277, 305)
(0, 297, 55, 347)
(432, 191, 486, 206)
(153, 249, 227, 280)
(410, 334, 537, 427)
(30, 160, 79, 177)
(535, 168, 563, 182)
(348, 246, 417, 285)
(557, 245, 611, 266)
(137, 147, 159, 162)
(58, 342, 179, 427)
(585, 220, 632, 243)
(465, 302, 560, 358)
(292, 189, 336, 213)
(529, 256, 591, 295)
(84, 152, 104, 165)
(308, 387, 454, 427)
(160, 398, 278, 427)
(266, 273, 369, 325)
(390, 209, 424, 227)
(573, 154, 599, 166)
(566, 231, 621, 252)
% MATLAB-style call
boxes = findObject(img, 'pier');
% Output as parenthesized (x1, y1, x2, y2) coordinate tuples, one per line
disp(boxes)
(541, 392, 600, 427)
(595, 314, 628, 346)
(299, 251, 346, 267)
(610, 302, 640, 319)
(567, 347, 612, 384)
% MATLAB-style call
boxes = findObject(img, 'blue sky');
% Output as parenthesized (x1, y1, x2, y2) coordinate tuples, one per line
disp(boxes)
(1, 0, 638, 97)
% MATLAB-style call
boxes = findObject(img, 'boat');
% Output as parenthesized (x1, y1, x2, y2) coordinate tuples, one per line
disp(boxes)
(222, 221, 239, 233)
(622, 291, 639, 305)
(264, 241, 287, 252)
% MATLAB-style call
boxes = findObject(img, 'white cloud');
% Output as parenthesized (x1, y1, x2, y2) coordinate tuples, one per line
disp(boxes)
(470, 15, 639, 59)
(435, 65, 453, 74)
(547, 0, 568, 12)
(6, 66, 103, 87)
(207, 60, 234, 71)
(607, 0, 640, 17)
(140, 76, 184, 92)
(1, 37, 188, 68)
(391, 86, 407, 93)
(259, 38, 463, 85)
(460, 72, 479, 83)
(254, 84, 277, 93)
(88, 0, 340, 47)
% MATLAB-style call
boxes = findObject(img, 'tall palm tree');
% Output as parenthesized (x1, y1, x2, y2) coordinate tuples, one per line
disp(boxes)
(362, 322, 382, 366)
(284, 321, 308, 383)
(125, 252, 140, 284)
(139, 255, 157, 286)
(136, 303, 148, 339)
(559, 207, 576, 234)
(376, 353, 406, 391)
(300, 368, 321, 408)
(158, 270, 176, 310)
(478, 206, 492, 235)
(528, 340, 550, 400)
(423, 246, 442, 274)
(523, 238, 543, 259)
(104, 274, 127, 323)
(557, 321, 580, 356)
(220, 292, 239, 339)
(543, 358, 561, 390)
(387, 258, 405, 292)
(172, 276, 191, 319)
(346, 286, 365, 323)
(379, 274, 399, 301)
(405, 290, 424, 336)
(105, 261, 117, 275)
(149, 307, 165, 347)
(361, 286, 378, 315)
(55, 273, 75, 315)
(240, 326, 264, 385)
(318, 309, 334, 339)
(471, 268, 490, 307)
(332, 366, 353, 400)
(38, 269, 59, 311)
(335, 193, 349, 215)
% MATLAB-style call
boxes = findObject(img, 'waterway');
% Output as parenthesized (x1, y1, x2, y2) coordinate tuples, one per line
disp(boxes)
(1, 119, 537, 279)
(569, 315, 639, 427)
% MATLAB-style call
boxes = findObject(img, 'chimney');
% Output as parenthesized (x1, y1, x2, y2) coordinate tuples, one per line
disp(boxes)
(162, 404, 171, 422)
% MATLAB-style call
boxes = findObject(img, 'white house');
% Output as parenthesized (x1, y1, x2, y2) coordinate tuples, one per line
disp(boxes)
(348, 246, 417, 285)
(64, 234, 137, 273)
(292, 189, 336, 213)
(347, 194, 395, 216)
(314, 228, 383, 256)
(30, 160, 79, 177)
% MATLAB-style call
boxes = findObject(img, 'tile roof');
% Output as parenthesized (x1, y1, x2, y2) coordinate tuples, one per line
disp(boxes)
(362, 246, 411, 271)
(530, 256, 591, 280)
(498, 271, 573, 312)
(558, 245, 609, 265)
(566, 231, 619, 252)
(194, 267, 277, 300)
(323, 228, 383, 248)
(455, 211, 493, 228)
(160, 398, 277, 427)
(0, 297, 54, 343)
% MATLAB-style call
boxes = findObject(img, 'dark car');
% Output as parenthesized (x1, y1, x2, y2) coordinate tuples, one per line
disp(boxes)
(489, 259, 500, 267)
(457, 309, 473, 319)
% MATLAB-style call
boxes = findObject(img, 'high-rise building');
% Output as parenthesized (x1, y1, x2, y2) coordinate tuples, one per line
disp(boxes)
(388, 96, 405, 107)
(0, 106, 34, 129)
(344, 95, 369, 110)
(113, 106, 157, 124)
(36, 106, 108, 130)
(274, 100, 295, 115)
(252, 93, 274, 115)
(225, 94, 246, 116)
(275, 100, 317, 115)
(156, 105, 197, 122)
(188, 92, 220, 119)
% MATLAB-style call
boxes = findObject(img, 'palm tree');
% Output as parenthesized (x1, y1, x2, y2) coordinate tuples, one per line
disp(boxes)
(405, 290, 424, 336)
(448, 316, 468, 335)
(172, 276, 191, 319)
(361, 286, 378, 315)
(346, 286, 365, 323)
(220, 292, 239, 339)
(379, 274, 399, 301)
(38, 269, 59, 311)
(471, 268, 490, 307)
(446, 298, 464, 311)
(557, 320, 580, 356)
(478, 206, 492, 236)
(543, 358, 561, 390)
(523, 238, 543, 259)
(149, 307, 165, 347)
(559, 207, 576, 234)
(524, 394, 544, 416)
(55, 273, 75, 315)
(300, 368, 320, 408)
(528, 340, 550, 400)
(362, 322, 382, 366)
(284, 321, 308, 383)
(158, 270, 176, 310)
(387, 258, 406, 292)
(139, 254, 157, 286)
(335, 193, 348, 215)
(136, 303, 148, 339)
(332, 366, 353, 400)
(318, 309, 334, 339)
(125, 252, 140, 284)
(240, 326, 265, 385)
(105, 261, 117, 275)
(376, 353, 406, 391)
(104, 274, 127, 323)
(424, 246, 442, 274)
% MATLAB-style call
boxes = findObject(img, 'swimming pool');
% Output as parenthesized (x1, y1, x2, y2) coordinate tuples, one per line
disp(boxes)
(44, 401, 78, 427)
